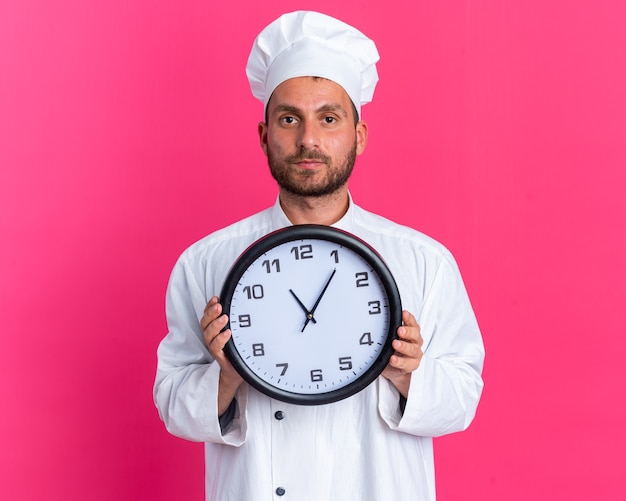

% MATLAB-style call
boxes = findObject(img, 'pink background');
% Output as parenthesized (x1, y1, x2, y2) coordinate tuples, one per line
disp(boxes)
(2, 0, 625, 499)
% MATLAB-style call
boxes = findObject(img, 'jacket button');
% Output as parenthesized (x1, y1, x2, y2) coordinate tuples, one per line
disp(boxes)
(276, 487, 286, 496)
(274, 410, 285, 420)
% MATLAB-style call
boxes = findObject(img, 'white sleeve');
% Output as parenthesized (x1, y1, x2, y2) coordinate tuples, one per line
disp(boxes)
(379, 253, 485, 436)
(153, 256, 248, 445)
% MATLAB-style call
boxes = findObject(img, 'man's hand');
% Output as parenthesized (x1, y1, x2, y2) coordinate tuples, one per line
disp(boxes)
(381, 310, 424, 398)
(200, 296, 244, 415)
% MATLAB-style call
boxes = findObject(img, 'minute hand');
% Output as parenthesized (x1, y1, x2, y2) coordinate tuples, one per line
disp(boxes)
(302, 268, 337, 332)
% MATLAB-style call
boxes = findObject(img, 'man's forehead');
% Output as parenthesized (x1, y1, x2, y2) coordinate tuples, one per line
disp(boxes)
(268, 77, 353, 114)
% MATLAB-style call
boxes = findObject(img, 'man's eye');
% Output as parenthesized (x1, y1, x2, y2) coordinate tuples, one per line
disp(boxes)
(323, 116, 337, 124)
(281, 116, 297, 124)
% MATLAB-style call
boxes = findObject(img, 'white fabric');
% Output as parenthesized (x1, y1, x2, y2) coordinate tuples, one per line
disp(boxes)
(154, 197, 485, 501)
(246, 11, 380, 118)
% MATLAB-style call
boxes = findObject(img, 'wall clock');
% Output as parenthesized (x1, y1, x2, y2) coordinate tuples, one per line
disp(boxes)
(221, 224, 402, 405)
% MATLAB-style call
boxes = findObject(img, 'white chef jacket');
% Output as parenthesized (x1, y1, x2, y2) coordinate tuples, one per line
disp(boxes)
(154, 196, 485, 501)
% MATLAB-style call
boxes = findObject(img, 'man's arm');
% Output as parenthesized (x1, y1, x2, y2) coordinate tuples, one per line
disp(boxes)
(378, 253, 485, 437)
(153, 259, 247, 445)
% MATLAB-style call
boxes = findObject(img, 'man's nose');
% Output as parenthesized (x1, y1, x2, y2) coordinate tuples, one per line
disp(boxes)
(297, 120, 320, 150)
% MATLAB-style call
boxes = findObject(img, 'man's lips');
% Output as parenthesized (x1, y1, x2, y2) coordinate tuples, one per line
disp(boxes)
(295, 159, 325, 168)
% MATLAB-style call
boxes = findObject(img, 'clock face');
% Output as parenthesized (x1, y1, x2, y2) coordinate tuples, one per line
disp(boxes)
(221, 225, 402, 405)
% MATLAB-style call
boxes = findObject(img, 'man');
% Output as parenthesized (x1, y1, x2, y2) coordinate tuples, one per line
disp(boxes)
(154, 11, 484, 500)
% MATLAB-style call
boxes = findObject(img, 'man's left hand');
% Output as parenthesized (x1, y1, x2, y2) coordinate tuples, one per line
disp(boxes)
(381, 310, 424, 398)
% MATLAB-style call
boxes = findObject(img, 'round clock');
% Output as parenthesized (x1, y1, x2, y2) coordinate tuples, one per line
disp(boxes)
(221, 224, 402, 405)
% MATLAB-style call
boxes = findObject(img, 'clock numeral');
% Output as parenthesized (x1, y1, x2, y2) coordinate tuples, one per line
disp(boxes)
(330, 249, 339, 263)
(338, 356, 353, 371)
(310, 369, 323, 382)
(243, 284, 264, 300)
(368, 300, 382, 315)
(262, 259, 281, 273)
(276, 363, 288, 376)
(291, 244, 313, 260)
(252, 343, 265, 356)
(238, 314, 252, 327)
(355, 272, 369, 287)
(359, 332, 374, 346)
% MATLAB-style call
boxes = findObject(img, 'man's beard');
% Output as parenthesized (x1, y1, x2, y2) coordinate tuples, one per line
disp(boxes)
(267, 143, 357, 197)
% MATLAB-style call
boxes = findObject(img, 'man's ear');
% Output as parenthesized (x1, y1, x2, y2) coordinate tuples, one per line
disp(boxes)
(258, 122, 269, 156)
(355, 120, 368, 155)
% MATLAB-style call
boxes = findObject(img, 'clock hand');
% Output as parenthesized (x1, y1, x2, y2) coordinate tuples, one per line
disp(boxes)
(302, 268, 337, 332)
(289, 289, 317, 325)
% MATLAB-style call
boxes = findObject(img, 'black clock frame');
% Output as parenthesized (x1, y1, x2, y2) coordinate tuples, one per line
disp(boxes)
(220, 224, 402, 405)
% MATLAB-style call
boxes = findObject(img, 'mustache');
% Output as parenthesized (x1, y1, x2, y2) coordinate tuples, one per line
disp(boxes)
(285, 149, 330, 164)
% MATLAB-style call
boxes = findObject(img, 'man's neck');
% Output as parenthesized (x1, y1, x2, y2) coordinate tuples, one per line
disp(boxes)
(278, 189, 350, 226)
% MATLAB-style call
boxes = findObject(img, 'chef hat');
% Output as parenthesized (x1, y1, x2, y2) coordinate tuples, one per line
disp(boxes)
(246, 11, 380, 118)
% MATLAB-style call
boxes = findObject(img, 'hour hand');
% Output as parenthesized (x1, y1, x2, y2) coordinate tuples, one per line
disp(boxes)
(289, 289, 316, 325)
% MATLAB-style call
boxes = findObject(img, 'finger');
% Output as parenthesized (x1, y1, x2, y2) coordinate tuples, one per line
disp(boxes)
(208, 326, 232, 353)
(401, 310, 419, 328)
(396, 326, 424, 350)
(200, 297, 223, 331)
(205, 295, 219, 310)
(393, 337, 422, 358)
(202, 313, 229, 346)
(389, 351, 421, 373)
(390, 338, 423, 368)
(397, 311, 423, 346)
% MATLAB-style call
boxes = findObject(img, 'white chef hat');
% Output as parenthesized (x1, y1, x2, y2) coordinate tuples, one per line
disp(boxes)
(246, 11, 380, 119)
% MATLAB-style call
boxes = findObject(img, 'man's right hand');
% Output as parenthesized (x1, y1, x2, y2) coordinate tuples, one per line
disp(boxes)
(200, 296, 244, 415)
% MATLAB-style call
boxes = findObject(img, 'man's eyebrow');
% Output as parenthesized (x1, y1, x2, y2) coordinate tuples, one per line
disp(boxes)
(317, 103, 349, 117)
(272, 104, 301, 115)
(272, 103, 349, 117)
